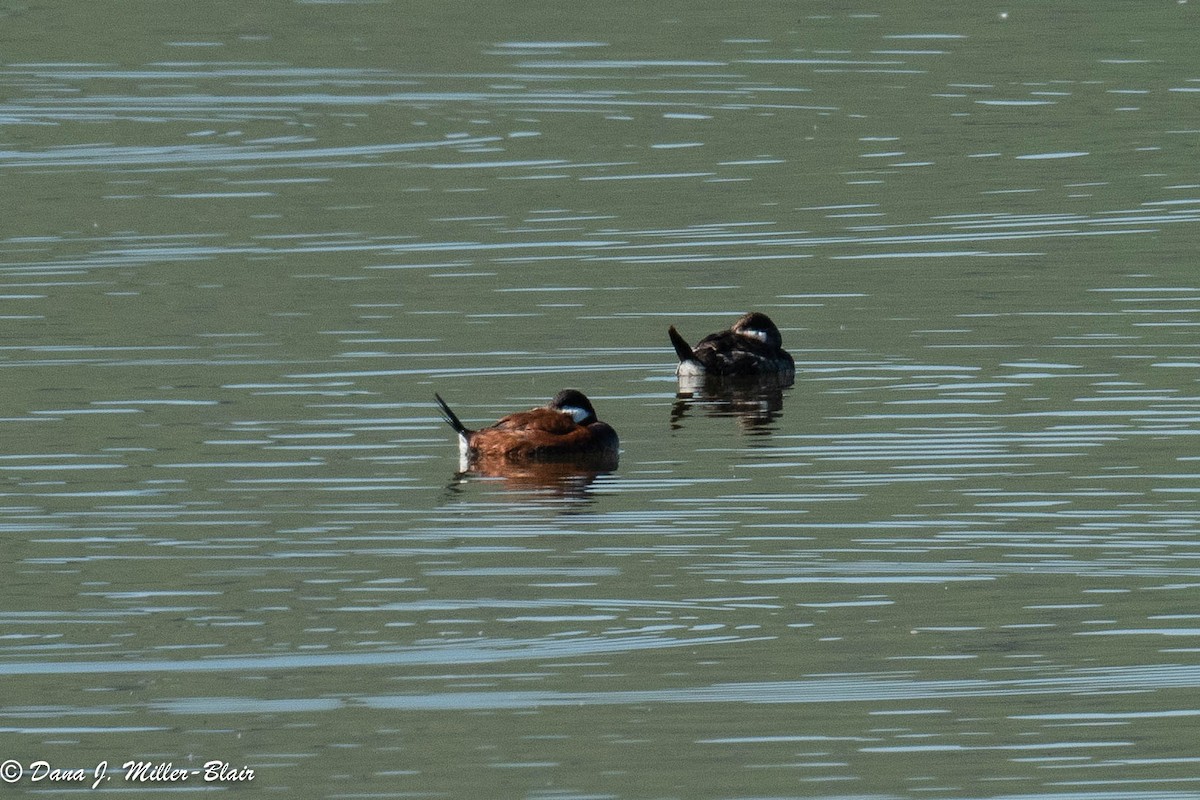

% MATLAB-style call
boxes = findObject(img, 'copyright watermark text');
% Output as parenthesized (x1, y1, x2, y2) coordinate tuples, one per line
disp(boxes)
(0, 759, 254, 788)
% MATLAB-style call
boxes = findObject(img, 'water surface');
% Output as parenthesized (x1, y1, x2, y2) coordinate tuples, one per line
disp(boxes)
(2, 2, 1199, 798)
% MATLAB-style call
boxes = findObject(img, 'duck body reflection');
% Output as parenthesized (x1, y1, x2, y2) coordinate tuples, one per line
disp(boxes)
(454, 456, 617, 501)
(671, 372, 791, 432)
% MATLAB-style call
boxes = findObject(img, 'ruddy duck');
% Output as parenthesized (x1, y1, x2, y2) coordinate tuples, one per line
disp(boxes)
(668, 311, 795, 378)
(434, 388, 619, 467)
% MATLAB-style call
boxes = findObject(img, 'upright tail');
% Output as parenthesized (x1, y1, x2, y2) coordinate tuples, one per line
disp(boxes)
(434, 393, 470, 435)
(668, 326, 695, 364)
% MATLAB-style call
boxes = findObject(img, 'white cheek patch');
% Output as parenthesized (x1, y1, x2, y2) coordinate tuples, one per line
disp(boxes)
(561, 405, 590, 424)
(743, 328, 769, 343)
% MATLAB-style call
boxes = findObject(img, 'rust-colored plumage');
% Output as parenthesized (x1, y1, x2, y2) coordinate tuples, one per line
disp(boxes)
(435, 389, 619, 469)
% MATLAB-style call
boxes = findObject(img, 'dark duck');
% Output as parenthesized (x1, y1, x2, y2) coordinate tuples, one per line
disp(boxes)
(668, 311, 795, 379)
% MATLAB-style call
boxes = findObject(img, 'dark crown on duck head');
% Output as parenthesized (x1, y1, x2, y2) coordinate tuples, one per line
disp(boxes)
(550, 388, 598, 424)
(732, 312, 783, 349)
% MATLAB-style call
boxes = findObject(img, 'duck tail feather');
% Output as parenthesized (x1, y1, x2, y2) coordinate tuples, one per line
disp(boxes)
(668, 326, 695, 364)
(434, 393, 470, 435)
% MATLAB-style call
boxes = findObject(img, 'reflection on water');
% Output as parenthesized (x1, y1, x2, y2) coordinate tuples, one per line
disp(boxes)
(3, 1, 1200, 798)
(672, 373, 792, 432)
(446, 455, 618, 502)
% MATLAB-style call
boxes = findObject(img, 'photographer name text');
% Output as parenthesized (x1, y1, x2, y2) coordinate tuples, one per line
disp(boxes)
(0, 759, 254, 788)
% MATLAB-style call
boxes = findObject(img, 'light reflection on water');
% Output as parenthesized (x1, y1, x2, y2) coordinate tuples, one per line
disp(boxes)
(2, 3, 1200, 798)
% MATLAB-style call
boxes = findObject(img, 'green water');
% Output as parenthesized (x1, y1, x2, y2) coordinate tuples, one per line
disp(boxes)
(1, 1, 1199, 798)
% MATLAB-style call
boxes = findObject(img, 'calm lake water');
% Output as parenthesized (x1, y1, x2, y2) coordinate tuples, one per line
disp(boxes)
(3, 1, 1199, 797)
